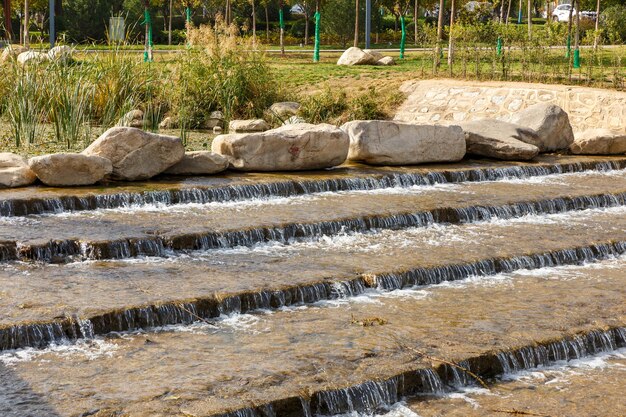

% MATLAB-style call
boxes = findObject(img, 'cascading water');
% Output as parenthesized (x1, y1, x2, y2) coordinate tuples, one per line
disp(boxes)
(0, 159, 623, 217)
(3, 192, 626, 263)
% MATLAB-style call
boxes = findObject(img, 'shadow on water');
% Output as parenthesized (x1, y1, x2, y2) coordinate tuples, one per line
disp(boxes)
(0, 362, 63, 417)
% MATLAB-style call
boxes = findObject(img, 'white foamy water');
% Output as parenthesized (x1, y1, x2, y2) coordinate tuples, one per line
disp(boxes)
(0, 338, 119, 367)
(18, 168, 625, 220)
(51, 204, 626, 269)
(488, 167, 626, 186)
(324, 402, 424, 417)
(501, 347, 626, 383)
(205, 205, 626, 257)
(34, 183, 461, 219)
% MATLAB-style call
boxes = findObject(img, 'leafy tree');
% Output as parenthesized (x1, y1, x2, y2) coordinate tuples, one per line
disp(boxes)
(601, 3, 626, 43)
(321, 0, 354, 47)
(59, 0, 125, 42)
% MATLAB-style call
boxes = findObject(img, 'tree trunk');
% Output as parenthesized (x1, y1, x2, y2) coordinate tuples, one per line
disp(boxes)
(593, 0, 600, 50)
(23, 0, 29, 47)
(304, 13, 309, 45)
(527, 0, 532, 39)
(252, 0, 256, 45)
(3, 0, 12, 41)
(354, 0, 359, 47)
(448, 0, 455, 66)
(434, 0, 444, 70)
(414, 0, 419, 44)
(566, 1, 574, 45)
(574, 0, 580, 50)
(265, 4, 270, 41)
(506, 0, 512, 24)
(499, 0, 505, 22)
(168, 0, 173, 45)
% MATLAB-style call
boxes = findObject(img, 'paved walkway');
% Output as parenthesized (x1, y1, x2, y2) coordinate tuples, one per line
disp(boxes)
(395, 79, 626, 133)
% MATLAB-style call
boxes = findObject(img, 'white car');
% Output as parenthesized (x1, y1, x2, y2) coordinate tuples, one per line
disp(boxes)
(551, 3, 596, 22)
(552, 3, 574, 22)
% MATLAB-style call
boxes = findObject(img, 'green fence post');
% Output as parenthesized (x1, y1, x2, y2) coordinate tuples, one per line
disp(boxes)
(314, 11, 320, 62)
(142, 7, 153, 63)
(400, 15, 406, 59)
(496, 36, 502, 55)
(573, 47, 580, 68)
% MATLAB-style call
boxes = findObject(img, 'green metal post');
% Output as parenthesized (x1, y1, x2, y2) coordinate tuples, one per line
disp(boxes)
(400, 15, 406, 59)
(313, 11, 320, 62)
(279, 8, 285, 55)
(143, 7, 153, 62)
(573, 48, 580, 68)
(496, 36, 502, 55)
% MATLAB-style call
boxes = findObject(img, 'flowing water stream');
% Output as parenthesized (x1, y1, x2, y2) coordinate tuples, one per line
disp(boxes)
(0, 156, 625, 416)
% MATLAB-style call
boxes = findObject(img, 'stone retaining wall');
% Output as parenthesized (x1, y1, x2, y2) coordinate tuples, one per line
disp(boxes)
(395, 79, 626, 133)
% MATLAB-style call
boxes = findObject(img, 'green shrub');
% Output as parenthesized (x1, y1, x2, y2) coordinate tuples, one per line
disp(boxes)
(601, 5, 626, 44)
(173, 18, 284, 128)
(298, 88, 348, 124)
(347, 87, 388, 121)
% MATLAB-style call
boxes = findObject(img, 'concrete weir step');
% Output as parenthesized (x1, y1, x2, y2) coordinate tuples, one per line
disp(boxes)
(1, 256, 624, 417)
(1, 205, 626, 350)
(0, 155, 624, 217)
(1, 169, 626, 263)
(410, 347, 626, 417)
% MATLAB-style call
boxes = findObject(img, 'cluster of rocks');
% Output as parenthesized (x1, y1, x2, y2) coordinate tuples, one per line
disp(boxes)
(1, 44, 72, 65)
(1, 102, 624, 189)
(337, 47, 396, 66)
(0, 127, 228, 188)
(154, 101, 302, 135)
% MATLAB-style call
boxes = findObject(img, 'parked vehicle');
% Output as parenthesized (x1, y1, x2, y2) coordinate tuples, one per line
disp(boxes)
(551, 3, 597, 22)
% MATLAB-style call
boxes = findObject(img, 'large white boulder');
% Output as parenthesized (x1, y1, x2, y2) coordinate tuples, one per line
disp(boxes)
(459, 119, 540, 160)
(570, 129, 626, 155)
(363, 49, 384, 60)
(48, 45, 72, 62)
(163, 151, 229, 175)
(28, 153, 112, 187)
(0, 153, 37, 188)
(377, 56, 396, 66)
(229, 119, 270, 133)
(212, 123, 349, 171)
(337, 47, 378, 66)
(83, 127, 185, 181)
(341, 121, 466, 165)
(1, 45, 28, 62)
(510, 103, 574, 152)
(17, 50, 49, 65)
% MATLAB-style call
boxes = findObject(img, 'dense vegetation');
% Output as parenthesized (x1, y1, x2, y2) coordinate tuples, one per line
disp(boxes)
(4, 0, 626, 46)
